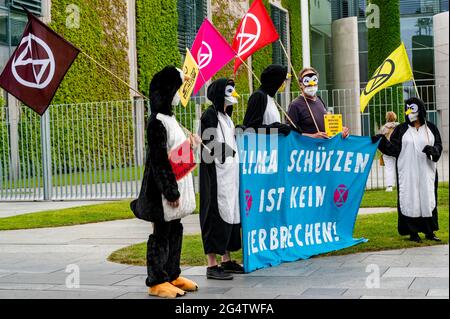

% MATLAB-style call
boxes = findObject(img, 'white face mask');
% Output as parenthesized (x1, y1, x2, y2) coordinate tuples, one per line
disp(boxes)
(171, 92, 181, 106)
(408, 113, 419, 122)
(304, 86, 318, 97)
(225, 96, 238, 106)
(224, 84, 239, 106)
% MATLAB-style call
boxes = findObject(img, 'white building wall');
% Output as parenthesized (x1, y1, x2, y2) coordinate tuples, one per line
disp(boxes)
(434, 11, 449, 152)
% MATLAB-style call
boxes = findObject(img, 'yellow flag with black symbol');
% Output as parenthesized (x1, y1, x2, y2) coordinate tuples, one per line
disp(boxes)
(179, 48, 200, 107)
(360, 43, 413, 113)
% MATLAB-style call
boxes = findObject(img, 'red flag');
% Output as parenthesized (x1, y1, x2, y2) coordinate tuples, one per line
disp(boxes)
(0, 11, 80, 115)
(232, 0, 279, 73)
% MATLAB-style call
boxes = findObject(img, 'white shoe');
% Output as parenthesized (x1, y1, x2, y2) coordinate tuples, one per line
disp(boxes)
(385, 186, 393, 192)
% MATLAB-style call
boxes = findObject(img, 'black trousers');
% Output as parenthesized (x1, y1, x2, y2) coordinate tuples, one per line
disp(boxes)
(146, 219, 183, 287)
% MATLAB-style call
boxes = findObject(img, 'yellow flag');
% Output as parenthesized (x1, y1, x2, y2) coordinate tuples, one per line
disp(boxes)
(360, 43, 413, 113)
(179, 48, 200, 107)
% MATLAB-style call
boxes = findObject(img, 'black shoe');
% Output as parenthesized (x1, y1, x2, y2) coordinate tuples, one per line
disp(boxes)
(206, 266, 233, 280)
(409, 233, 422, 243)
(221, 260, 245, 274)
(425, 233, 441, 242)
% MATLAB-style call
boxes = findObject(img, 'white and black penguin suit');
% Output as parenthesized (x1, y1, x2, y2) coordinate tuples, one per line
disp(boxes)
(131, 66, 192, 287)
(378, 97, 443, 237)
(200, 78, 241, 255)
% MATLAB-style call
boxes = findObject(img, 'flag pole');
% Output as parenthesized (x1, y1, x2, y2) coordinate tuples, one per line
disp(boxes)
(278, 39, 321, 133)
(236, 54, 300, 130)
(80, 50, 147, 100)
(81, 50, 212, 151)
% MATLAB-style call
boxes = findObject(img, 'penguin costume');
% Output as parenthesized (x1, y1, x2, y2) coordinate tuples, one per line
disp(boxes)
(243, 64, 293, 135)
(131, 66, 198, 298)
(376, 97, 443, 242)
(200, 78, 244, 279)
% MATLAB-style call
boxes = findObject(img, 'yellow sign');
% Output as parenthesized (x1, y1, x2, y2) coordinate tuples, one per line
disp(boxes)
(360, 42, 414, 113)
(179, 48, 200, 107)
(324, 114, 343, 137)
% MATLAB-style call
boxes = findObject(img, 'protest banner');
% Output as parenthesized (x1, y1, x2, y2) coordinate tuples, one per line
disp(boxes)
(237, 133, 378, 272)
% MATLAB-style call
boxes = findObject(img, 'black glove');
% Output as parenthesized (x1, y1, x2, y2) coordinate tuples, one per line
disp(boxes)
(278, 124, 292, 136)
(422, 145, 439, 161)
(291, 125, 303, 135)
(371, 134, 384, 144)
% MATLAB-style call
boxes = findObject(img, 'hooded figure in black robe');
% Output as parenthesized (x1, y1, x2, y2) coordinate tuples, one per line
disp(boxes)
(242, 64, 295, 135)
(130, 66, 198, 298)
(199, 78, 244, 280)
(375, 97, 443, 243)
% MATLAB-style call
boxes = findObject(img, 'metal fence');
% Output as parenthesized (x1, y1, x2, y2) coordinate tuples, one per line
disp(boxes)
(0, 85, 448, 201)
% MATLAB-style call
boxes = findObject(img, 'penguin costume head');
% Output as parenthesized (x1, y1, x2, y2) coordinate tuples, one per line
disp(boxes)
(149, 66, 187, 116)
(207, 78, 240, 116)
(405, 97, 427, 126)
(260, 64, 289, 97)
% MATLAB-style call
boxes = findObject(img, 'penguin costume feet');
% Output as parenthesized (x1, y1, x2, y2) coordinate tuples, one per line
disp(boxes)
(171, 276, 199, 292)
(148, 282, 186, 298)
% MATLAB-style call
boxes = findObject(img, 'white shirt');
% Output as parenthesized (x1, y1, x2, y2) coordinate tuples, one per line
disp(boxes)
(263, 96, 281, 125)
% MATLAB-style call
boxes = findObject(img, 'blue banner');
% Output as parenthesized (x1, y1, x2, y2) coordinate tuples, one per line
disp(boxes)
(237, 133, 378, 273)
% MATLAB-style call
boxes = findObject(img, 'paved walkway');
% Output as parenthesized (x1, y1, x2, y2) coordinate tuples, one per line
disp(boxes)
(0, 201, 108, 218)
(0, 214, 447, 299)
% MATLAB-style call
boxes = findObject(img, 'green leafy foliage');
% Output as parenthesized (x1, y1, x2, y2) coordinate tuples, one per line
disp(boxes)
(136, 0, 182, 97)
(367, 0, 403, 132)
(50, 0, 130, 103)
(282, 0, 302, 91)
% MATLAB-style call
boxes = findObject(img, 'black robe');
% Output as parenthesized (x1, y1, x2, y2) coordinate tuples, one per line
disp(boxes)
(200, 78, 241, 255)
(130, 67, 182, 223)
(378, 121, 443, 236)
(243, 65, 294, 135)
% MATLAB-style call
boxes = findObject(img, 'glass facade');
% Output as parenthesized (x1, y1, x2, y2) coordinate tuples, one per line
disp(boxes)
(1, 1, 28, 69)
(310, 0, 449, 89)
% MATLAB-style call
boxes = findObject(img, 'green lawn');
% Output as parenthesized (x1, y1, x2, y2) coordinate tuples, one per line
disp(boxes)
(0, 183, 447, 232)
(108, 206, 449, 267)
(0, 201, 134, 231)
(360, 182, 448, 208)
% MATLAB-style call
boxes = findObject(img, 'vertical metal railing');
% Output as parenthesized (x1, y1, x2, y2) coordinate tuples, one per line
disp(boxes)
(0, 84, 448, 201)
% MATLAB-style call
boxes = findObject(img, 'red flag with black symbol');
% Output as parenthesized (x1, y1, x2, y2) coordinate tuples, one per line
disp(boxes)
(232, 0, 279, 73)
(0, 10, 80, 115)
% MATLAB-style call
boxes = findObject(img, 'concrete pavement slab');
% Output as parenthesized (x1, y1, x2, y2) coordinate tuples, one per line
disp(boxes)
(409, 277, 450, 290)
(383, 267, 449, 278)
(427, 289, 449, 297)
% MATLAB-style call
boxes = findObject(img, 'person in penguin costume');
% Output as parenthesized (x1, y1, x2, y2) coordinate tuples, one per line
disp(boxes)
(199, 78, 245, 280)
(131, 66, 201, 298)
(374, 97, 443, 243)
(242, 64, 295, 135)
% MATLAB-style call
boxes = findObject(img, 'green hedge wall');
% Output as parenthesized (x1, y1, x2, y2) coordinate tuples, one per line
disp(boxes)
(282, 0, 302, 92)
(251, 0, 272, 90)
(136, 0, 182, 97)
(50, 0, 130, 103)
(367, 0, 403, 131)
(2, 0, 134, 181)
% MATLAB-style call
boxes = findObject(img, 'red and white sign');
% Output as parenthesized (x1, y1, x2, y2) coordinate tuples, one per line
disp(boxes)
(232, 0, 279, 73)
